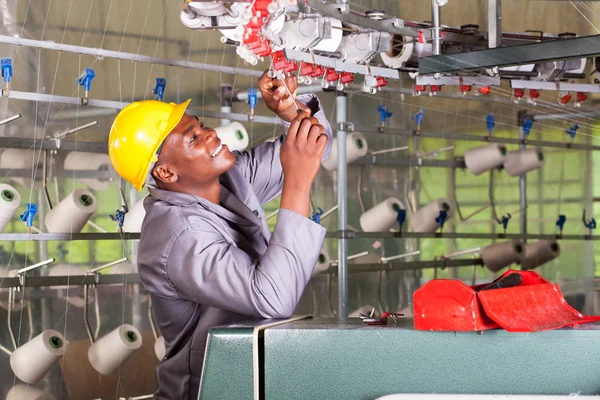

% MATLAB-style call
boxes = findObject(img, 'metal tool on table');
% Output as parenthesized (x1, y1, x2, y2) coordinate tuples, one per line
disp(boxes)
(358, 308, 404, 325)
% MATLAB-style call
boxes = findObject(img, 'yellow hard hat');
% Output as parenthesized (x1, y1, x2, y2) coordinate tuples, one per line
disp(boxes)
(108, 99, 192, 190)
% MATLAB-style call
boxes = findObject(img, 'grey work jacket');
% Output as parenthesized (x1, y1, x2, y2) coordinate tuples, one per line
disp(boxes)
(137, 95, 332, 400)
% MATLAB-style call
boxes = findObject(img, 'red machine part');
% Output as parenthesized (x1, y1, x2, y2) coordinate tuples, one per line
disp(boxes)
(576, 92, 588, 103)
(272, 51, 287, 70)
(477, 86, 491, 95)
(414, 84, 426, 93)
(283, 60, 297, 73)
(309, 65, 324, 78)
(529, 89, 541, 100)
(559, 92, 572, 104)
(460, 85, 472, 94)
(513, 88, 525, 99)
(300, 62, 314, 76)
(325, 68, 340, 82)
(340, 72, 355, 85)
(414, 270, 600, 332)
(374, 76, 388, 88)
(429, 85, 442, 93)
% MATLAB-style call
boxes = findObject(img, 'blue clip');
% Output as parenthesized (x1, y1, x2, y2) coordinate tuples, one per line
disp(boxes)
(248, 88, 258, 120)
(1, 58, 13, 84)
(435, 210, 448, 230)
(310, 207, 323, 225)
(556, 215, 566, 232)
(153, 78, 167, 101)
(0, 245, 6, 264)
(565, 124, 579, 140)
(109, 205, 129, 228)
(20, 204, 38, 227)
(486, 114, 495, 133)
(583, 209, 596, 230)
(57, 243, 69, 261)
(500, 214, 511, 231)
(397, 209, 406, 230)
(522, 117, 534, 136)
(377, 105, 393, 124)
(411, 108, 425, 125)
(76, 68, 96, 91)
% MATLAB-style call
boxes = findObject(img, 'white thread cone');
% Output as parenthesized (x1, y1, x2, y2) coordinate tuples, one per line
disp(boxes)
(410, 198, 454, 233)
(322, 133, 368, 171)
(482, 240, 524, 272)
(360, 197, 404, 232)
(45, 189, 97, 233)
(10, 330, 67, 384)
(88, 324, 142, 375)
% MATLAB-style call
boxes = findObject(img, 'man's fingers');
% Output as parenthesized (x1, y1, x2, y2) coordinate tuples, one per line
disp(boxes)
(307, 124, 324, 145)
(287, 110, 311, 140)
(296, 118, 313, 142)
(315, 132, 329, 153)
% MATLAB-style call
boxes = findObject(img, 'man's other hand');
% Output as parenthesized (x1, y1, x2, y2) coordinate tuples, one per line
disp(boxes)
(258, 70, 309, 123)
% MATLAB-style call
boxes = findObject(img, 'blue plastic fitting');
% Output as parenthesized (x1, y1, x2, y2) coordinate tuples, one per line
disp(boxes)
(411, 108, 425, 126)
(20, 204, 38, 227)
(397, 209, 406, 229)
(248, 88, 258, 109)
(109, 205, 129, 228)
(583, 209, 596, 230)
(57, 243, 69, 261)
(486, 114, 495, 133)
(500, 214, 511, 231)
(1, 58, 13, 84)
(153, 78, 167, 101)
(377, 105, 393, 124)
(435, 210, 448, 230)
(522, 117, 534, 136)
(565, 124, 579, 140)
(76, 68, 96, 91)
(310, 208, 324, 225)
(556, 215, 566, 232)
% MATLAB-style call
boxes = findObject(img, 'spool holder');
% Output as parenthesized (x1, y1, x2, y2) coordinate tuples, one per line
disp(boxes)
(582, 209, 596, 237)
(556, 215, 567, 237)
(48, 121, 98, 149)
(380, 250, 420, 263)
(84, 257, 128, 343)
(7, 258, 55, 351)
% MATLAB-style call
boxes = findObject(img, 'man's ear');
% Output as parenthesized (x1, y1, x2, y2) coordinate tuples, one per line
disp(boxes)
(152, 164, 177, 185)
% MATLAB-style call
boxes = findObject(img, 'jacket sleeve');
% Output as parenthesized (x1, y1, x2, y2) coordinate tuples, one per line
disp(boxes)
(234, 94, 333, 205)
(165, 209, 326, 319)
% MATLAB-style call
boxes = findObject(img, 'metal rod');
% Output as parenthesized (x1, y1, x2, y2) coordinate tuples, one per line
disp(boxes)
(52, 121, 98, 140)
(16, 258, 55, 275)
(266, 209, 279, 221)
(441, 247, 482, 259)
(0, 113, 21, 126)
(431, 0, 441, 55)
(87, 257, 128, 274)
(0, 273, 141, 289)
(324, 231, 600, 241)
(42, 151, 53, 210)
(86, 220, 108, 233)
(83, 285, 95, 344)
(7, 289, 17, 350)
(353, 126, 600, 152)
(0, 35, 262, 78)
(320, 205, 338, 220)
(381, 250, 421, 263)
(336, 92, 348, 319)
(0, 343, 12, 356)
(235, 85, 323, 101)
(9, 91, 282, 126)
(518, 118, 527, 243)
(488, 0, 502, 49)
(416, 145, 455, 158)
(324, 257, 483, 275)
(370, 146, 410, 156)
(534, 110, 600, 121)
(331, 251, 370, 266)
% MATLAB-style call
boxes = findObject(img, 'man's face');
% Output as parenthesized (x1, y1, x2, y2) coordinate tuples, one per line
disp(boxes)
(152, 113, 237, 188)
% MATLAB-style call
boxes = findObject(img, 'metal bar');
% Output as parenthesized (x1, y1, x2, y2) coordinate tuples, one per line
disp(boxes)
(0, 273, 142, 289)
(86, 220, 108, 233)
(52, 121, 98, 140)
(331, 251, 370, 266)
(323, 258, 484, 275)
(0, 35, 262, 77)
(7, 289, 17, 350)
(0, 136, 108, 153)
(354, 126, 600, 152)
(355, 156, 466, 169)
(321, 205, 339, 220)
(16, 258, 55, 275)
(336, 93, 348, 319)
(87, 257, 128, 274)
(419, 34, 600, 74)
(488, 0, 502, 48)
(305, 0, 484, 46)
(370, 146, 409, 156)
(9, 90, 282, 126)
(0, 233, 140, 241)
(83, 285, 95, 344)
(518, 116, 527, 243)
(325, 231, 600, 241)
(431, 0, 441, 55)
(0, 113, 21, 126)
(0, 168, 112, 179)
(441, 247, 482, 259)
(381, 250, 421, 263)
(533, 110, 600, 121)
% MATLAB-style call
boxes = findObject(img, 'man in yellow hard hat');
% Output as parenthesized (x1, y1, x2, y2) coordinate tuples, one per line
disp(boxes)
(108, 70, 331, 400)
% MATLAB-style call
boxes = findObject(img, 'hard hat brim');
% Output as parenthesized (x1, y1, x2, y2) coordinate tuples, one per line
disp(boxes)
(135, 99, 192, 191)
